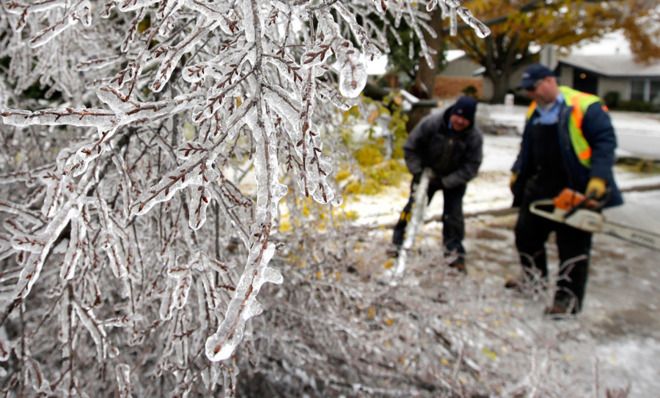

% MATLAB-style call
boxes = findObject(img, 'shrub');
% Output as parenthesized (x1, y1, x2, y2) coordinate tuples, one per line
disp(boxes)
(615, 100, 658, 113)
(462, 85, 478, 98)
(604, 91, 620, 108)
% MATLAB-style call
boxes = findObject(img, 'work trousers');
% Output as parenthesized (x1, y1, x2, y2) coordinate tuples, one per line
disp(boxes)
(515, 197, 593, 311)
(392, 179, 467, 257)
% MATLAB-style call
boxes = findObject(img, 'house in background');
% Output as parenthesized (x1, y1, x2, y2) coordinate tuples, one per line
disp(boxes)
(433, 50, 487, 99)
(437, 31, 660, 107)
(556, 54, 660, 105)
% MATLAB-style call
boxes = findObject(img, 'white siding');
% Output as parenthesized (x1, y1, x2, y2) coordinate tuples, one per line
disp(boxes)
(558, 65, 573, 86)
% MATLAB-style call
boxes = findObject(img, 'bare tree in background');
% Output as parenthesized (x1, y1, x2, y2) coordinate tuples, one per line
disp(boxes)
(0, 0, 492, 395)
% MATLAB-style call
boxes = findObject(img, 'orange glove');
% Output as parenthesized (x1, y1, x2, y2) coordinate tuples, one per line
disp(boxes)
(586, 177, 607, 199)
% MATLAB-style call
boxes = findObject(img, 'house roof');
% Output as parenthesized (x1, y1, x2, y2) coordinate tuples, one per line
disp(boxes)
(558, 55, 660, 78)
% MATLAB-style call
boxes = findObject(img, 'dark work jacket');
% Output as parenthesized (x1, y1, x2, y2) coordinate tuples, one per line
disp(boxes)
(404, 106, 483, 189)
(511, 99, 623, 208)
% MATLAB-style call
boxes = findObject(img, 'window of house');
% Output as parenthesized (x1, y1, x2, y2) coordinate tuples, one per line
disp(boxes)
(630, 80, 645, 101)
(650, 80, 660, 105)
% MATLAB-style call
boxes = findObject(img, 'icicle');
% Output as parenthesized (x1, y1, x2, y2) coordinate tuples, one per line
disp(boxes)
(392, 168, 432, 281)
(60, 218, 84, 280)
(103, 233, 128, 279)
(159, 282, 175, 321)
(1, 108, 117, 129)
(26, 359, 52, 395)
(72, 302, 107, 361)
(449, 6, 458, 36)
(205, 241, 280, 362)
(58, 293, 71, 344)
(456, 7, 491, 38)
(115, 0, 161, 12)
(334, 3, 381, 58)
(241, 0, 256, 44)
(12, 205, 78, 300)
(0, 336, 9, 362)
(116, 364, 131, 398)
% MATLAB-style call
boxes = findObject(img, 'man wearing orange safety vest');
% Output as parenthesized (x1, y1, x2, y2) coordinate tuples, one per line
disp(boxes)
(507, 64, 623, 317)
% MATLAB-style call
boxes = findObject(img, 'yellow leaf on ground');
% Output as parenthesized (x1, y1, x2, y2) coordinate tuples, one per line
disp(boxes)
(182, 122, 196, 141)
(367, 109, 380, 124)
(481, 347, 498, 361)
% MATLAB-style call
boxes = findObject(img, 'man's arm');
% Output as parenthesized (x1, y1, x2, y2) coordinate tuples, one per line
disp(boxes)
(582, 103, 617, 182)
(403, 114, 437, 175)
(441, 130, 483, 189)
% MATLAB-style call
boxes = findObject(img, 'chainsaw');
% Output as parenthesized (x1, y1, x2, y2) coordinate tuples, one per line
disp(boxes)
(530, 188, 660, 251)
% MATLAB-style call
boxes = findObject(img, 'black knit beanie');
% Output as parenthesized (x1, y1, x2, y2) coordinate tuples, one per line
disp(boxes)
(451, 96, 477, 125)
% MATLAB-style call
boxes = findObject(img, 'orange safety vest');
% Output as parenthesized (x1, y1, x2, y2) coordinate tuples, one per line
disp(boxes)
(526, 86, 607, 168)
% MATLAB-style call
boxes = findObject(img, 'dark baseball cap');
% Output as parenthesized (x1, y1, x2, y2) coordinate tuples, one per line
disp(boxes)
(519, 63, 554, 90)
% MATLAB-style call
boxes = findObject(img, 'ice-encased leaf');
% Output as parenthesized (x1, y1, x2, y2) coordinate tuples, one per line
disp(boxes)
(263, 88, 301, 129)
(63, 128, 119, 177)
(189, 186, 211, 230)
(338, 53, 367, 98)
(173, 273, 193, 310)
(131, 152, 211, 216)
(150, 21, 208, 93)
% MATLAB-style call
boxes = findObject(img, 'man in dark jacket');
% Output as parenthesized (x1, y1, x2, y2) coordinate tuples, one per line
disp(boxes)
(390, 96, 483, 272)
(508, 64, 623, 316)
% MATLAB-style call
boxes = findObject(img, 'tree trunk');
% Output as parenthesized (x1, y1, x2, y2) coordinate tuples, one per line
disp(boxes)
(487, 67, 513, 104)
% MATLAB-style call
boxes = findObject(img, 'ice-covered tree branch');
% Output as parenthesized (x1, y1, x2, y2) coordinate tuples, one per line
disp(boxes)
(0, 0, 490, 395)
